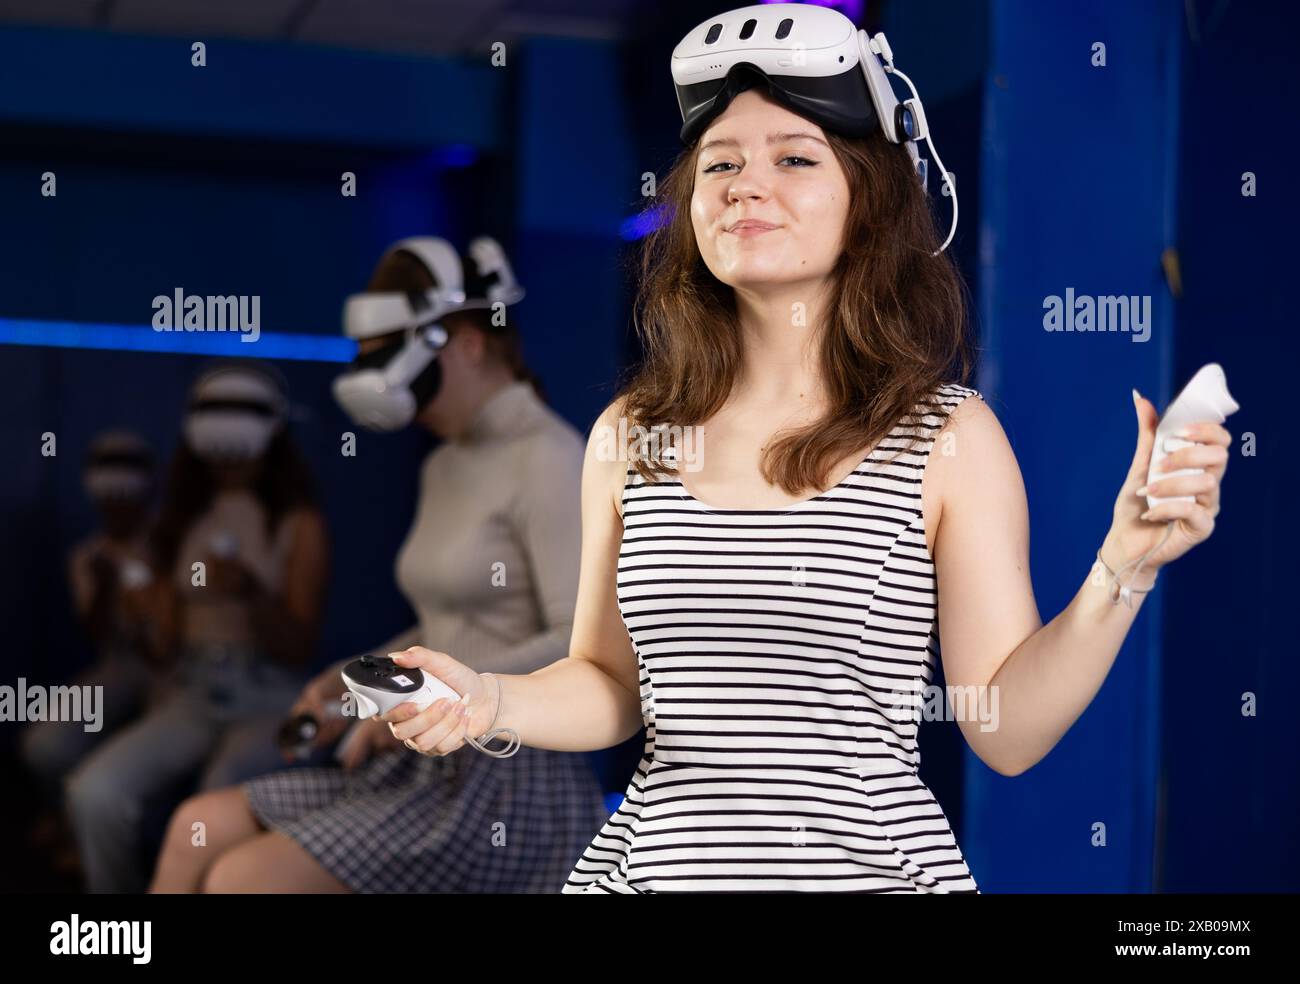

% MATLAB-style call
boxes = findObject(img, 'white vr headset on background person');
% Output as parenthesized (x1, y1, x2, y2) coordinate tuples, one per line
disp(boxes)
(183, 362, 290, 464)
(82, 429, 155, 501)
(332, 236, 525, 432)
(671, 3, 957, 253)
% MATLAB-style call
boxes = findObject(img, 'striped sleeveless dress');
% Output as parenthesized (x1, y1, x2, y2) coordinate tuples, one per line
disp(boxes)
(563, 382, 983, 894)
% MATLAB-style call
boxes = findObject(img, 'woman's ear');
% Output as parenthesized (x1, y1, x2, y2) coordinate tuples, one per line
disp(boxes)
(458, 325, 492, 366)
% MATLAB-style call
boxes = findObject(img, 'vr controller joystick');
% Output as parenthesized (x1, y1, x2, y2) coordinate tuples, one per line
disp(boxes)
(340, 654, 520, 759)
(1146, 363, 1239, 511)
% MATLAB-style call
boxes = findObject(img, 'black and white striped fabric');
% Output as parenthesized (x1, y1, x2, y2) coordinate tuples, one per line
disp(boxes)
(564, 382, 983, 893)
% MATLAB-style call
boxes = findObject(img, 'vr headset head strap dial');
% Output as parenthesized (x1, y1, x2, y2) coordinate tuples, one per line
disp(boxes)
(465, 237, 526, 308)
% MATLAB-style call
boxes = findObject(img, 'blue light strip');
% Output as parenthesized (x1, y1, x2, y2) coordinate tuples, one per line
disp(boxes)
(0, 318, 356, 363)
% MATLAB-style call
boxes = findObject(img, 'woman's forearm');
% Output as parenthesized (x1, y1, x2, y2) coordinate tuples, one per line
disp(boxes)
(488, 656, 643, 753)
(966, 530, 1153, 776)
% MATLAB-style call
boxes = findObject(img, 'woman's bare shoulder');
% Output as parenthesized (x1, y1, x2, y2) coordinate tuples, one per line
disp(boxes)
(585, 394, 634, 521)
(930, 387, 1022, 516)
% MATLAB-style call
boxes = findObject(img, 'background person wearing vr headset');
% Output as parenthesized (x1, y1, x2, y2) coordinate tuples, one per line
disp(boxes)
(379, 4, 1232, 894)
(21, 430, 163, 872)
(66, 362, 330, 893)
(150, 236, 608, 894)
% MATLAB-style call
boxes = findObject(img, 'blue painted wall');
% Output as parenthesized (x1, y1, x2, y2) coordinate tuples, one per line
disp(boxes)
(1159, 0, 1298, 892)
(969, 0, 1182, 891)
(971, 0, 1297, 892)
(0, 26, 503, 149)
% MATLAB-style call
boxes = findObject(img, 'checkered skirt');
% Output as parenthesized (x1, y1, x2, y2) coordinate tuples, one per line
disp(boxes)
(243, 742, 610, 893)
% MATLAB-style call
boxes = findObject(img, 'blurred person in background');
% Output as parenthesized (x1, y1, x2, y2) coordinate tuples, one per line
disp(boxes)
(66, 361, 330, 893)
(150, 236, 608, 893)
(22, 430, 162, 867)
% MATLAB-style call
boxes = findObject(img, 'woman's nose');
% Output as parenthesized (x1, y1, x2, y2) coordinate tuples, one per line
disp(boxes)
(727, 172, 769, 204)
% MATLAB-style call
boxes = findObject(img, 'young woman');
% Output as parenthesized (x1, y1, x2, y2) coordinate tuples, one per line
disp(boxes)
(23, 430, 160, 793)
(23, 430, 162, 873)
(149, 237, 609, 893)
(66, 362, 329, 893)
(378, 47, 1231, 891)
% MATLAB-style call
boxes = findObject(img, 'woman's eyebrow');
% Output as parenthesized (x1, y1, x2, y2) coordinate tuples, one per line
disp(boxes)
(700, 131, 829, 153)
(770, 131, 828, 147)
(699, 136, 739, 153)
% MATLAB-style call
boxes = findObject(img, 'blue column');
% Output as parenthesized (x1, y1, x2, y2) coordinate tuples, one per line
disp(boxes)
(968, 0, 1183, 891)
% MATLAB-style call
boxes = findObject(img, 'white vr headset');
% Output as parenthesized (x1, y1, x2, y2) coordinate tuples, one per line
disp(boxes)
(333, 236, 525, 432)
(83, 430, 155, 501)
(183, 363, 290, 464)
(671, 3, 956, 253)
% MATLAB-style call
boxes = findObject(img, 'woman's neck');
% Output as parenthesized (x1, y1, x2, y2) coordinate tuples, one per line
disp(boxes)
(732, 282, 832, 407)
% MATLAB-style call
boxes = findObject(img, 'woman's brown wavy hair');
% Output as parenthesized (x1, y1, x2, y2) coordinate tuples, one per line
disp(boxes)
(618, 117, 976, 494)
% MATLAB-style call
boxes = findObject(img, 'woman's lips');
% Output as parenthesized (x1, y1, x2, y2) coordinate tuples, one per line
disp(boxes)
(725, 219, 780, 237)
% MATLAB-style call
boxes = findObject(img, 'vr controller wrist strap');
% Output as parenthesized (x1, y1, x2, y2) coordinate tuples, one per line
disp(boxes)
(1094, 522, 1172, 608)
(468, 672, 521, 758)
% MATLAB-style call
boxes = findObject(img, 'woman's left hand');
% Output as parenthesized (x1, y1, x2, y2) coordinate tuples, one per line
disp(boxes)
(1103, 389, 1232, 576)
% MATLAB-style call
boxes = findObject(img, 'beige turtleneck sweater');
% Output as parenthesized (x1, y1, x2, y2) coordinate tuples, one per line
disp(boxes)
(378, 380, 584, 676)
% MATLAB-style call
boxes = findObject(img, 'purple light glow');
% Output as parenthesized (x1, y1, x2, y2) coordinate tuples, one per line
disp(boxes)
(760, 0, 865, 25)
(619, 203, 675, 241)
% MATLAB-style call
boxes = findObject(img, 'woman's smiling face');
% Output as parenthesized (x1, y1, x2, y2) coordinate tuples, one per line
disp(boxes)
(690, 89, 851, 293)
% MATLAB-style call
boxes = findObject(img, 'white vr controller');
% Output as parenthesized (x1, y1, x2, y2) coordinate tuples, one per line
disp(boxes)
(341, 653, 462, 720)
(1145, 363, 1239, 511)
(339, 654, 520, 758)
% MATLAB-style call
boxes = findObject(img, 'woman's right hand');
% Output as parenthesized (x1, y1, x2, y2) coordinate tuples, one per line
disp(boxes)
(380, 647, 494, 757)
